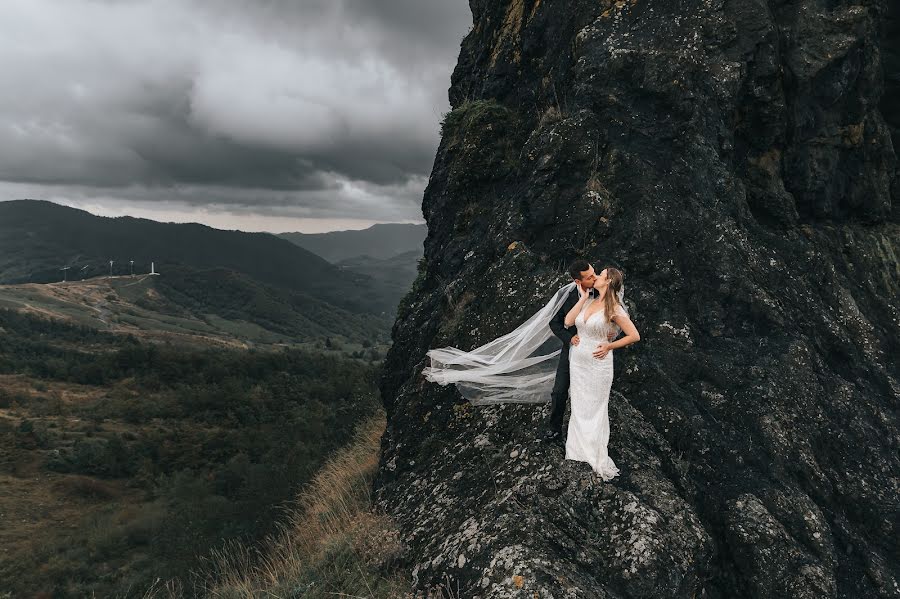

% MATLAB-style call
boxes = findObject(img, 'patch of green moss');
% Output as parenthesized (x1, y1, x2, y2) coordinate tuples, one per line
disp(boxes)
(440, 99, 514, 137)
(440, 99, 522, 181)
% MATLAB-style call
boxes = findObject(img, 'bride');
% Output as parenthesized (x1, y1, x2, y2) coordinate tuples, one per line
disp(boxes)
(562, 266, 640, 480)
(422, 264, 641, 480)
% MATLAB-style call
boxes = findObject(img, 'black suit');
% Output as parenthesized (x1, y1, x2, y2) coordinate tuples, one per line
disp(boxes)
(547, 286, 598, 433)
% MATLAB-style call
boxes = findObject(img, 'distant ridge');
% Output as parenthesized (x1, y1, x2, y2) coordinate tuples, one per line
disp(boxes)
(280, 222, 426, 263)
(0, 199, 393, 316)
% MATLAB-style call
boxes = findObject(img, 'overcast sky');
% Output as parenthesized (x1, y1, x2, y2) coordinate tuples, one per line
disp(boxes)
(0, 0, 471, 232)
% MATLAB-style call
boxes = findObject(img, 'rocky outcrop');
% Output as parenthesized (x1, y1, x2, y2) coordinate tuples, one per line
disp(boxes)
(374, 0, 899, 597)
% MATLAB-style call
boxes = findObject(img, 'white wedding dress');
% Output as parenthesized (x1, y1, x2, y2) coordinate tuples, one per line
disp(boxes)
(565, 296, 626, 481)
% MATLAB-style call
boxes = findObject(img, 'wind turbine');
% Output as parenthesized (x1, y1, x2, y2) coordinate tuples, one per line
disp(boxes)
(60, 266, 70, 282)
(130, 260, 134, 276)
(109, 260, 114, 277)
(149, 261, 160, 276)
(80, 265, 89, 281)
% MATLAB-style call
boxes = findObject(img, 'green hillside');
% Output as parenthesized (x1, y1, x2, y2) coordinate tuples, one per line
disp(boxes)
(0, 271, 392, 348)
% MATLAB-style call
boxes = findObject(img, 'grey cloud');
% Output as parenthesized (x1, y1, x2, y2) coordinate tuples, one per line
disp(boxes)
(0, 172, 428, 224)
(0, 0, 470, 227)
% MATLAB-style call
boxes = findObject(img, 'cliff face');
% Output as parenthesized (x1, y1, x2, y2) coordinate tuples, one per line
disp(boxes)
(373, 1, 899, 597)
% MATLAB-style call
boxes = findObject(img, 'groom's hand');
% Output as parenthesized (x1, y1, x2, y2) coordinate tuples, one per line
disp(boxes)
(570, 335, 580, 346)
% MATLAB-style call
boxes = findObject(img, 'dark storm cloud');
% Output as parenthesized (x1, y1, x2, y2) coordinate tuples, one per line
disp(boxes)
(0, 0, 470, 226)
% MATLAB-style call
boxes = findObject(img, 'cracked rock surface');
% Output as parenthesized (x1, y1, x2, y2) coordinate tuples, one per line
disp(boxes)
(373, 1, 899, 597)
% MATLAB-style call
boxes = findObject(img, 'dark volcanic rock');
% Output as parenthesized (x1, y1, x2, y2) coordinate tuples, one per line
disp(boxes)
(374, 1, 899, 597)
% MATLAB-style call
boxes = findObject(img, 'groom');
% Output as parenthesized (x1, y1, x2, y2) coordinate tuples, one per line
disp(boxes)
(542, 260, 616, 443)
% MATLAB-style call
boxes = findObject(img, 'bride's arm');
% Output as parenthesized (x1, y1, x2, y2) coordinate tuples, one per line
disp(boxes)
(592, 306, 639, 358)
(564, 288, 590, 327)
(609, 314, 641, 349)
(607, 310, 640, 349)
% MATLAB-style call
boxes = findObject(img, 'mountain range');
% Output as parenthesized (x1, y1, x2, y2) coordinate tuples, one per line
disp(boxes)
(279, 222, 426, 263)
(0, 200, 426, 345)
(0, 199, 392, 314)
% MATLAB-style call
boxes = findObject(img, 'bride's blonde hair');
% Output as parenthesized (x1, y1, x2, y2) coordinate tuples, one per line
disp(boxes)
(601, 266, 624, 321)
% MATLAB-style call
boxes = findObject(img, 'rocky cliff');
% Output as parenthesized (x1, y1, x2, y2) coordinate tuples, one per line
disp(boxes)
(373, 0, 899, 597)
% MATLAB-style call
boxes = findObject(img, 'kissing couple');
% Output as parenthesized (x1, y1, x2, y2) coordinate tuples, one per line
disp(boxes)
(422, 260, 641, 481)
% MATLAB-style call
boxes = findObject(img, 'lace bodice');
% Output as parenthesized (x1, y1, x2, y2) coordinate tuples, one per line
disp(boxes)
(575, 297, 626, 341)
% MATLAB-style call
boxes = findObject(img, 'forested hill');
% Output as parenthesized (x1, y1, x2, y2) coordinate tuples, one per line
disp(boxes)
(0, 199, 393, 316)
(0, 307, 385, 596)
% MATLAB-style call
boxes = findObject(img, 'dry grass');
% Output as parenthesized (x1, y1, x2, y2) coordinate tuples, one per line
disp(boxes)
(186, 409, 413, 599)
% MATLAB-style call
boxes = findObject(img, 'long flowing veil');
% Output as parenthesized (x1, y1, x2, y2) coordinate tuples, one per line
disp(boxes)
(423, 281, 628, 406)
(421, 281, 572, 405)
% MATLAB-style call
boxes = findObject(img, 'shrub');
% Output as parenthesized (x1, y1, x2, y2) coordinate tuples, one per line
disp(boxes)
(47, 435, 136, 478)
(52, 475, 119, 502)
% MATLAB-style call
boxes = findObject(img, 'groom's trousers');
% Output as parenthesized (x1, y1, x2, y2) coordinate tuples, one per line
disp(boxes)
(547, 286, 580, 433)
(548, 347, 571, 433)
